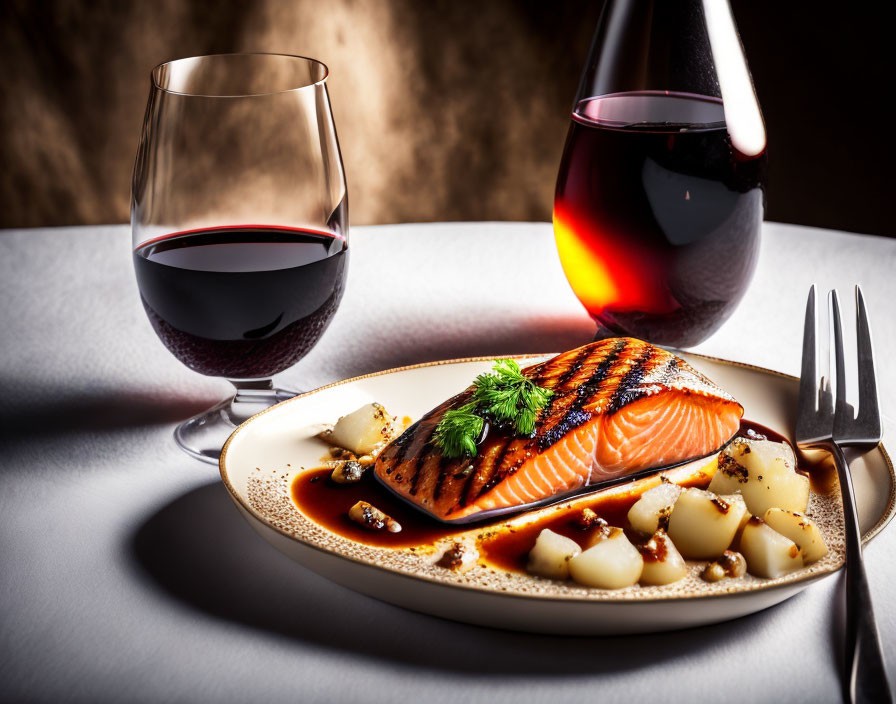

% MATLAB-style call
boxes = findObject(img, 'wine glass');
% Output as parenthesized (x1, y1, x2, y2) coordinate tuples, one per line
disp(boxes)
(131, 53, 348, 463)
(554, 0, 766, 348)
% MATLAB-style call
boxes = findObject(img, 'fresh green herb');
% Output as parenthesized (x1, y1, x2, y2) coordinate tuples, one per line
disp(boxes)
(432, 402, 483, 459)
(433, 360, 554, 458)
(473, 359, 553, 435)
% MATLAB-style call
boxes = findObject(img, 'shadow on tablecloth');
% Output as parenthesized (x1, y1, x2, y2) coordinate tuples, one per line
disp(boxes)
(0, 383, 219, 443)
(127, 482, 831, 676)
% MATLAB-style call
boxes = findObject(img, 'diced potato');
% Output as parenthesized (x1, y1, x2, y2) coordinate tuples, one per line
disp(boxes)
(763, 508, 828, 564)
(568, 528, 643, 589)
(627, 482, 682, 535)
(740, 463, 809, 517)
(329, 403, 395, 456)
(729, 437, 797, 473)
(667, 488, 747, 559)
(719, 494, 752, 542)
(638, 530, 688, 586)
(708, 454, 748, 494)
(709, 437, 797, 495)
(710, 437, 810, 517)
(739, 518, 803, 578)
(709, 438, 796, 494)
(527, 529, 582, 580)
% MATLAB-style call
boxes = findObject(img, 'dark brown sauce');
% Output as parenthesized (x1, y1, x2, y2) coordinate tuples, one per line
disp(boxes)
(290, 420, 830, 572)
(803, 451, 838, 494)
(292, 467, 472, 549)
(739, 419, 788, 444)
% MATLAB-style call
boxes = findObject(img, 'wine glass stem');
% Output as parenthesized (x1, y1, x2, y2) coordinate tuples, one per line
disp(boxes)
(171, 380, 298, 465)
(230, 377, 274, 400)
(227, 379, 297, 423)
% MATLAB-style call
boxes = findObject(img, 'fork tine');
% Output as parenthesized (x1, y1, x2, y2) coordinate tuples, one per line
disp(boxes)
(796, 285, 819, 441)
(797, 285, 816, 401)
(830, 289, 847, 423)
(816, 289, 835, 424)
(854, 285, 882, 440)
(830, 288, 858, 443)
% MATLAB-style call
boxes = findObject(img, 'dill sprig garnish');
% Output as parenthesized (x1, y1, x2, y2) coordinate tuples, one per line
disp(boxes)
(432, 402, 483, 459)
(433, 360, 553, 458)
(473, 359, 553, 435)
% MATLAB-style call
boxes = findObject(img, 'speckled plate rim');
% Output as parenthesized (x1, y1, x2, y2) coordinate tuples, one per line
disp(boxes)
(219, 353, 896, 604)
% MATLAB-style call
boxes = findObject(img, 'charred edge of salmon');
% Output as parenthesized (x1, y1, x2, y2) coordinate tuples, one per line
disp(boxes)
(606, 348, 671, 414)
(379, 389, 469, 480)
(536, 338, 629, 452)
(374, 338, 742, 520)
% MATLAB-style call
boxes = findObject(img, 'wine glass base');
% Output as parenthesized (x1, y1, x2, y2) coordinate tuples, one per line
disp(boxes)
(173, 387, 297, 464)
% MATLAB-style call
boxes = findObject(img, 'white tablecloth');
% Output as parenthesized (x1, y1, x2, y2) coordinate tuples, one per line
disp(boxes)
(1, 222, 894, 703)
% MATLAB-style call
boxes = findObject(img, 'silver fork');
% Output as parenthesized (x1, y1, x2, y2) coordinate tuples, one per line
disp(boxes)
(796, 284, 892, 704)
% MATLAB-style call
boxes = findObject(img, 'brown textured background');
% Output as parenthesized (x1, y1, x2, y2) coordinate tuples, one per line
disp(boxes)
(0, 1, 891, 234)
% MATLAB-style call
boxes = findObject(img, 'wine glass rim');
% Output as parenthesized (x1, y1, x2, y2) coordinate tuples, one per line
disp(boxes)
(151, 52, 329, 98)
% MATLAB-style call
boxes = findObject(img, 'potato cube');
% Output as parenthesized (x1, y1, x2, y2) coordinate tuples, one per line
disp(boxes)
(763, 508, 828, 564)
(715, 438, 808, 516)
(527, 529, 582, 580)
(627, 482, 681, 535)
(329, 403, 395, 455)
(638, 530, 688, 586)
(719, 494, 752, 541)
(568, 528, 643, 589)
(710, 437, 797, 495)
(667, 488, 747, 559)
(708, 454, 748, 494)
(740, 463, 809, 517)
(729, 437, 797, 473)
(739, 518, 803, 578)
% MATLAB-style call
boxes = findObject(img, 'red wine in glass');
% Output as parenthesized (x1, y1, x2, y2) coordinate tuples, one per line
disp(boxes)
(554, 91, 766, 347)
(131, 53, 348, 463)
(555, 0, 767, 348)
(134, 225, 348, 379)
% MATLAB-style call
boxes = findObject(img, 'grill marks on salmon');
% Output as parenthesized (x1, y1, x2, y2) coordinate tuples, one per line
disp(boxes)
(374, 338, 743, 522)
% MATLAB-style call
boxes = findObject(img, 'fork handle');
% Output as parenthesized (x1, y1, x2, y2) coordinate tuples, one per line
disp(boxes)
(830, 443, 893, 704)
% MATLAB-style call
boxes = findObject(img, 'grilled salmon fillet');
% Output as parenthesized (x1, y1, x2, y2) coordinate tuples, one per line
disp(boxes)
(374, 338, 743, 522)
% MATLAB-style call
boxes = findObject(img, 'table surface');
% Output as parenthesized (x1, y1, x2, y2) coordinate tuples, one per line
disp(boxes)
(1, 221, 895, 704)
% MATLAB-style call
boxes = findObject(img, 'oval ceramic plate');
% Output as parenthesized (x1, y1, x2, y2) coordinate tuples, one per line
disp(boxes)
(219, 354, 895, 635)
